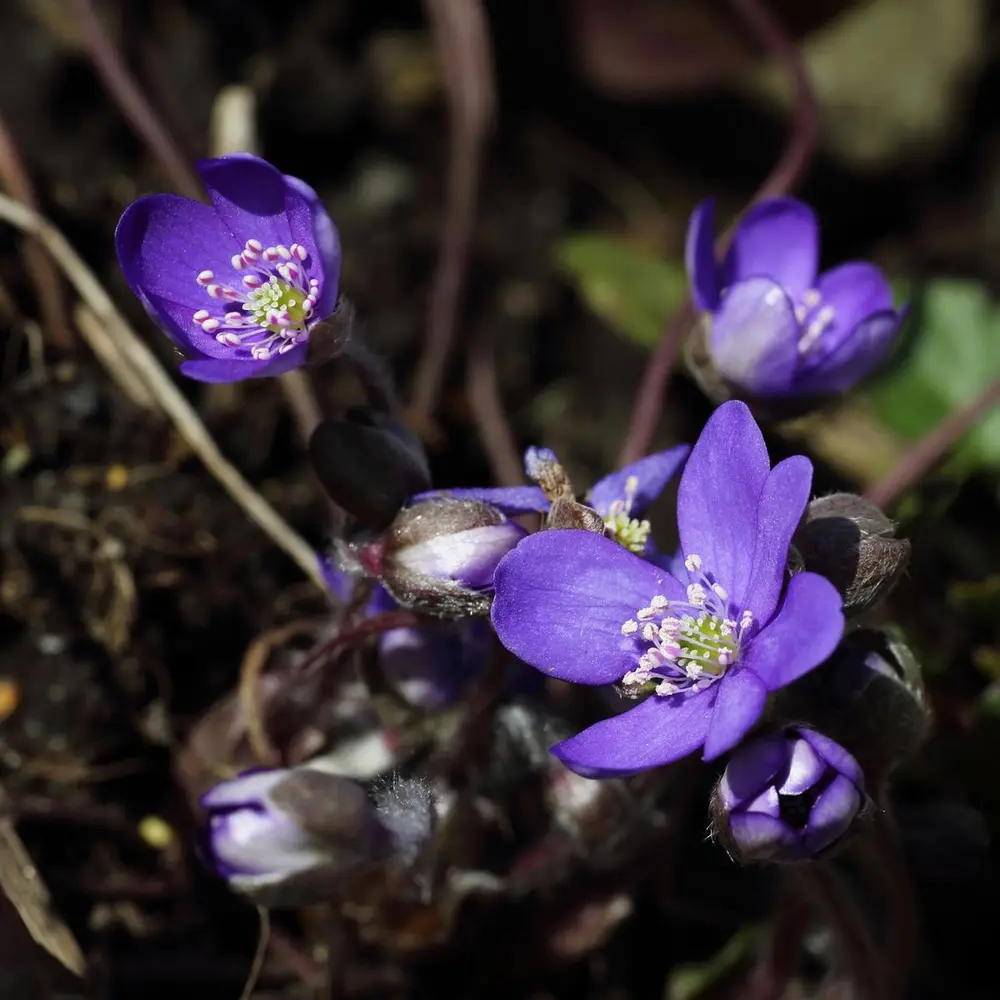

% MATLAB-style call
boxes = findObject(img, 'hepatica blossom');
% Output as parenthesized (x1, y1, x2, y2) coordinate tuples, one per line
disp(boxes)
(491, 401, 844, 777)
(115, 153, 340, 382)
(417, 443, 690, 556)
(686, 197, 904, 397)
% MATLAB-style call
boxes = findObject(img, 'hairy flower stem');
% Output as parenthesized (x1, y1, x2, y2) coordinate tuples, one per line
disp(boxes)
(748, 876, 811, 1000)
(617, 0, 818, 467)
(802, 864, 886, 1000)
(854, 805, 918, 1000)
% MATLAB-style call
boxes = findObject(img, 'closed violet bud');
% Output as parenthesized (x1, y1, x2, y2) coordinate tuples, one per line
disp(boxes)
(200, 762, 435, 907)
(711, 727, 868, 864)
(365, 498, 527, 618)
(792, 492, 910, 616)
(309, 409, 432, 531)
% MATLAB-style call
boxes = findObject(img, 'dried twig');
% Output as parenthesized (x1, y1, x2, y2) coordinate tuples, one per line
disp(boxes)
(617, 0, 818, 466)
(409, 0, 496, 423)
(238, 620, 325, 766)
(74, 301, 158, 410)
(0, 192, 326, 589)
(0, 785, 85, 977)
(68, 0, 202, 199)
(0, 114, 73, 350)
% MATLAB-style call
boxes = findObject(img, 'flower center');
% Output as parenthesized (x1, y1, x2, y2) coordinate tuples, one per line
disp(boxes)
(794, 288, 836, 355)
(191, 239, 322, 361)
(603, 475, 652, 555)
(618, 553, 752, 698)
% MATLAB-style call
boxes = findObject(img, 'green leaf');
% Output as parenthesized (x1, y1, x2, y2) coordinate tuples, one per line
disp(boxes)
(864, 279, 1000, 473)
(554, 234, 687, 348)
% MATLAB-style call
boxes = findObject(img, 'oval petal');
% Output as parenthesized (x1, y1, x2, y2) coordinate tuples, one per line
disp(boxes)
(491, 530, 685, 685)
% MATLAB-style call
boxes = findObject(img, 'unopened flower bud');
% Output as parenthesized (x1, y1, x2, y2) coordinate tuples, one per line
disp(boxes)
(368, 498, 526, 617)
(711, 727, 867, 864)
(200, 763, 435, 907)
(309, 409, 432, 530)
(792, 492, 909, 616)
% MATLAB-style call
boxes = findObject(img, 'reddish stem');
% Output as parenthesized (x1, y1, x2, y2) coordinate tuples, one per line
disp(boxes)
(617, 0, 818, 466)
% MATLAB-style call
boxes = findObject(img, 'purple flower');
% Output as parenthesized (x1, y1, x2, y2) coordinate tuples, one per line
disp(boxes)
(686, 197, 904, 397)
(712, 726, 866, 863)
(415, 443, 690, 556)
(490, 401, 845, 777)
(115, 153, 340, 383)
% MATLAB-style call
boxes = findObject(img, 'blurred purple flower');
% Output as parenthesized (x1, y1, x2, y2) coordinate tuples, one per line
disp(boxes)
(200, 762, 435, 905)
(490, 401, 844, 777)
(203, 769, 337, 882)
(115, 153, 340, 383)
(318, 559, 491, 710)
(713, 726, 866, 863)
(686, 197, 904, 397)
(415, 443, 689, 555)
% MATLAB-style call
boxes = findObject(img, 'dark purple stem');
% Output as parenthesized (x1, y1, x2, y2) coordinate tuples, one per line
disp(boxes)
(466, 319, 524, 486)
(617, 0, 818, 466)
(293, 609, 423, 680)
(865, 374, 1000, 509)
(409, 0, 495, 423)
(69, 0, 203, 201)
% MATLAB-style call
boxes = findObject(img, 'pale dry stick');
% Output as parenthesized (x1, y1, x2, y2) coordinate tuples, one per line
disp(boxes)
(0, 114, 73, 351)
(74, 302, 158, 411)
(0, 785, 85, 977)
(409, 0, 496, 423)
(237, 907, 271, 1000)
(865, 374, 1000, 509)
(237, 620, 325, 766)
(68, 0, 202, 200)
(0, 193, 326, 590)
(617, 0, 818, 467)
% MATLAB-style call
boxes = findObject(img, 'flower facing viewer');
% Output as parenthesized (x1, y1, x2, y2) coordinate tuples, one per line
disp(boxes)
(686, 197, 904, 398)
(116, 154, 340, 382)
(490, 401, 845, 777)
(711, 726, 867, 863)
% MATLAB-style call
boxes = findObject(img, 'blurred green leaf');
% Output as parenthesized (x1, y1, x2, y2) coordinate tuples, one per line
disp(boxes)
(667, 927, 756, 1000)
(554, 234, 687, 348)
(864, 279, 1000, 473)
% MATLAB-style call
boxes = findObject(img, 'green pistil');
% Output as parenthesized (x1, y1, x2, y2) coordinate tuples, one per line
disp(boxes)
(245, 278, 310, 332)
(605, 510, 652, 555)
(673, 614, 736, 676)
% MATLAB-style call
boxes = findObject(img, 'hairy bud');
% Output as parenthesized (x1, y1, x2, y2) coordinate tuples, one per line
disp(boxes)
(370, 498, 526, 617)
(310, 409, 431, 530)
(792, 492, 910, 616)
(200, 761, 436, 907)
